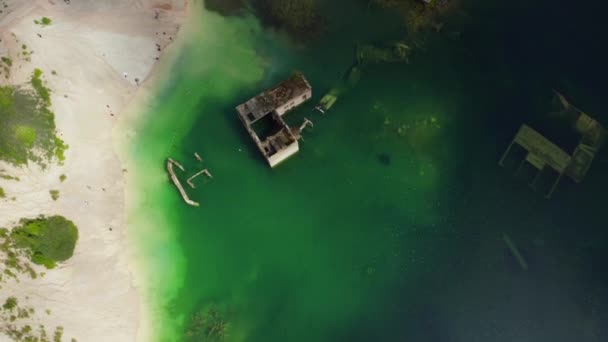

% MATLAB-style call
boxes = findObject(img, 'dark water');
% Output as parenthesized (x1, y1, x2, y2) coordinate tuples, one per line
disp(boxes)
(131, 1, 608, 341)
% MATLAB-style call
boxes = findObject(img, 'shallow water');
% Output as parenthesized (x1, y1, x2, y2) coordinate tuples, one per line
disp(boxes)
(131, 1, 608, 341)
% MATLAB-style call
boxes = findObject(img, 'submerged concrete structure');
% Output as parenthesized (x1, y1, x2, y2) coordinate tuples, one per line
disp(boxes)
(166, 158, 199, 207)
(315, 41, 412, 114)
(236, 72, 312, 167)
(499, 93, 605, 198)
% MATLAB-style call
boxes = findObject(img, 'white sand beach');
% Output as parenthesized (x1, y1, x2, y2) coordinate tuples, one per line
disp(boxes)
(0, 0, 188, 340)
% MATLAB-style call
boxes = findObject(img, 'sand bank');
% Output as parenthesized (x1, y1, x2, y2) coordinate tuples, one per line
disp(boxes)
(0, 0, 188, 340)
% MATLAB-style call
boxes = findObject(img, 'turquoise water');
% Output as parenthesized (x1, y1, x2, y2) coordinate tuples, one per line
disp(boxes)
(130, 1, 608, 341)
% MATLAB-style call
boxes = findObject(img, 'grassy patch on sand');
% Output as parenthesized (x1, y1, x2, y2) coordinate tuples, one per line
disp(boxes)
(0, 296, 72, 341)
(10, 215, 78, 269)
(0, 175, 19, 180)
(34, 17, 52, 26)
(14, 125, 36, 147)
(1, 57, 12, 67)
(0, 69, 68, 167)
(0, 230, 37, 281)
(2, 297, 17, 311)
(31, 68, 51, 105)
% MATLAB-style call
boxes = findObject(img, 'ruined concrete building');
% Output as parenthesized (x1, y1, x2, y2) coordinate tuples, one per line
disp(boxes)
(499, 92, 606, 198)
(236, 72, 312, 167)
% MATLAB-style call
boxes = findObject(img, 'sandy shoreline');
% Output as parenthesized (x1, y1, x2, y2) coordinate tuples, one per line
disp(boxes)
(0, 0, 189, 340)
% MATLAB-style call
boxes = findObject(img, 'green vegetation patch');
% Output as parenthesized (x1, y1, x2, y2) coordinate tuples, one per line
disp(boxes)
(0, 297, 71, 341)
(54, 136, 68, 162)
(0, 69, 68, 167)
(53, 326, 63, 342)
(14, 125, 36, 147)
(0, 187, 4, 198)
(59, 174, 66, 182)
(2, 297, 17, 311)
(11, 216, 78, 269)
(1, 57, 12, 67)
(49, 189, 59, 201)
(34, 17, 52, 26)
(0, 174, 19, 181)
(31, 68, 51, 105)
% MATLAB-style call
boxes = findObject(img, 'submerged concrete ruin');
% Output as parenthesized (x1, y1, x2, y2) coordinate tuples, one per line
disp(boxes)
(315, 41, 411, 114)
(166, 152, 213, 207)
(236, 72, 312, 167)
(499, 91, 606, 198)
(167, 158, 199, 207)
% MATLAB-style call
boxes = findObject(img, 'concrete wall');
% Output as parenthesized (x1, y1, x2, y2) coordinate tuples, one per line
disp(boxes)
(276, 89, 312, 116)
(268, 141, 299, 168)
